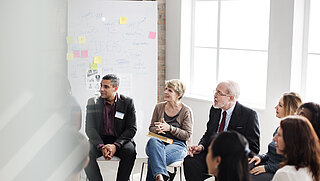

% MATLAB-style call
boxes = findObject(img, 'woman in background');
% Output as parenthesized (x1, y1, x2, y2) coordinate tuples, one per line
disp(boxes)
(296, 102, 320, 139)
(249, 92, 302, 181)
(272, 115, 320, 181)
(145, 79, 193, 181)
(206, 131, 254, 181)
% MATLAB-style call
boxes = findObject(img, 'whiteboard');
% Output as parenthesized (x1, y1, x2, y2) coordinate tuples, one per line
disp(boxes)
(68, 0, 157, 157)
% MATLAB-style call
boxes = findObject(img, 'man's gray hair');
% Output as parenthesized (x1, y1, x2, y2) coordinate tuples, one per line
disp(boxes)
(225, 80, 240, 100)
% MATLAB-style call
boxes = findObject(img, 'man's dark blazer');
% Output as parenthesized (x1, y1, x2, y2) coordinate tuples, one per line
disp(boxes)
(199, 101, 260, 154)
(85, 94, 137, 149)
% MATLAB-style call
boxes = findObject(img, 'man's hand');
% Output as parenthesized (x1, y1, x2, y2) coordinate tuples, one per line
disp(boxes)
(249, 156, 265, 175)
(248, 155, 261, 165)
(102, 144, 117, 160)
(250, 165, 266, 175)
(187, 145, 203, 157)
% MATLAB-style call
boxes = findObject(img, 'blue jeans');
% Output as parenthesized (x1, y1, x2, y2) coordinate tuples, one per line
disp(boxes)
(145, 137, 187, 181)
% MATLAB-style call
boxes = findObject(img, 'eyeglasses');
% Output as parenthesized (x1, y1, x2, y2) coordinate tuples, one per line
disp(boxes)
(213, 90, 229, 97)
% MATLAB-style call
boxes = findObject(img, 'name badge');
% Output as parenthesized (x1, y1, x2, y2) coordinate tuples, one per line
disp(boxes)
(115, 111, 125, 119)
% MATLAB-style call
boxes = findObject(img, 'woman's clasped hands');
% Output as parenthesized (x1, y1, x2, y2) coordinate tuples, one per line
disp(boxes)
(154, 118, 170, 134)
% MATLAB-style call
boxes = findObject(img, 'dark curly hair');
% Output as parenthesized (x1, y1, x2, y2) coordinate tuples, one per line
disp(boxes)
(296, 102, 320, 139)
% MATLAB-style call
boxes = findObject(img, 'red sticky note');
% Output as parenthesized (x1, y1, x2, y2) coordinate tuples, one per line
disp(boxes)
(73, 50, 81, 58)
(148, 32, 156, 39)
(81, 50, 88, 58)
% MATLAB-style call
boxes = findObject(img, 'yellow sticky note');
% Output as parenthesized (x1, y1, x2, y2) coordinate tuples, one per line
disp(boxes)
(90, 63, 98, 70)
(78, 36, 86, 44)
(66, 53, 74, 60)
(66, 36, 74, 44)
(94, 56, 102, 64)
(120, 17, 127, 24)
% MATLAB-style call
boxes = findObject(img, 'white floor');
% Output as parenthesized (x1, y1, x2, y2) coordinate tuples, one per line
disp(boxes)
(79, 158, 215, 181)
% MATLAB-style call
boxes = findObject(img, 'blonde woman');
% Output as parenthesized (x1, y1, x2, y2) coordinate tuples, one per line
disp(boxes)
(145, 79, 193, 181)
(249, 92, 302, 181)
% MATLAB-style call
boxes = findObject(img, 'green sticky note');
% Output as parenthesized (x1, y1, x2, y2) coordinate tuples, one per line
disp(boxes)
(66, 36, 74, 44)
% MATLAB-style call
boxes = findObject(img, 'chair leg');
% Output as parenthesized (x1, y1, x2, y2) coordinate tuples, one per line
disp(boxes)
(140, 162, 146, 181)
(179, 166, 182, 181)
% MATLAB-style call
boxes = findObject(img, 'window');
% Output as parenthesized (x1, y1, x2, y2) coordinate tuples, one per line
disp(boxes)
(181, 0, 270, 108)
(305, 0, 320, 103)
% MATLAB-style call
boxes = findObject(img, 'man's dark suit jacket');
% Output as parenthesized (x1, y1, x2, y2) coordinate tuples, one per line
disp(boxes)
(199, 101, 260, 154)
(85, 94, 137, 149)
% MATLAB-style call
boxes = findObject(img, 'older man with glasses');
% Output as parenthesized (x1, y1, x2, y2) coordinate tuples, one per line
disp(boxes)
(183, 80, 260, 181)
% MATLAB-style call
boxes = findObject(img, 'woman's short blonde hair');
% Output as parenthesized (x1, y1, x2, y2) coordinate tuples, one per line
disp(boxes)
(165, 79, 186, 100)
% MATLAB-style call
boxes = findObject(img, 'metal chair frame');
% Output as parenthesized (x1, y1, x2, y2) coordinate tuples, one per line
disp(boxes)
(139, 160, 183, 181)
(85, 156, 133, 181)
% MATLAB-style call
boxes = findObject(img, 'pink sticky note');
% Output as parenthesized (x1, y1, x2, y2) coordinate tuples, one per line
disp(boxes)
(148, 32, 156, 39)
(81, 50, 88, 58)
(73, 50, 81, 58)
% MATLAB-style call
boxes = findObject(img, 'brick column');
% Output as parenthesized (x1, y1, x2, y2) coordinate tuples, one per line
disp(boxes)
(144, 0, 166, 102)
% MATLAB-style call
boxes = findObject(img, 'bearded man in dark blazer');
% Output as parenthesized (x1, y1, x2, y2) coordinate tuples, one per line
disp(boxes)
(183, 80, 260, 181)
(85, 74, 137, 181)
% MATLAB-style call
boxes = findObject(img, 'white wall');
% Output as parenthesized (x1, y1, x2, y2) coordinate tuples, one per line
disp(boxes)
(166, 0, 182, 79)
(166, 0, 304, 153)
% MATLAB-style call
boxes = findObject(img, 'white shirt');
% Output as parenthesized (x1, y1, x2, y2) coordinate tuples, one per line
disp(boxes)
(272, 165, 313, 181)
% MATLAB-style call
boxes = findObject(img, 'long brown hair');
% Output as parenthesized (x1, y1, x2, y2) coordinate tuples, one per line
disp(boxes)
(280, 115, 320, 181)
(282, 92, 302, 117)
